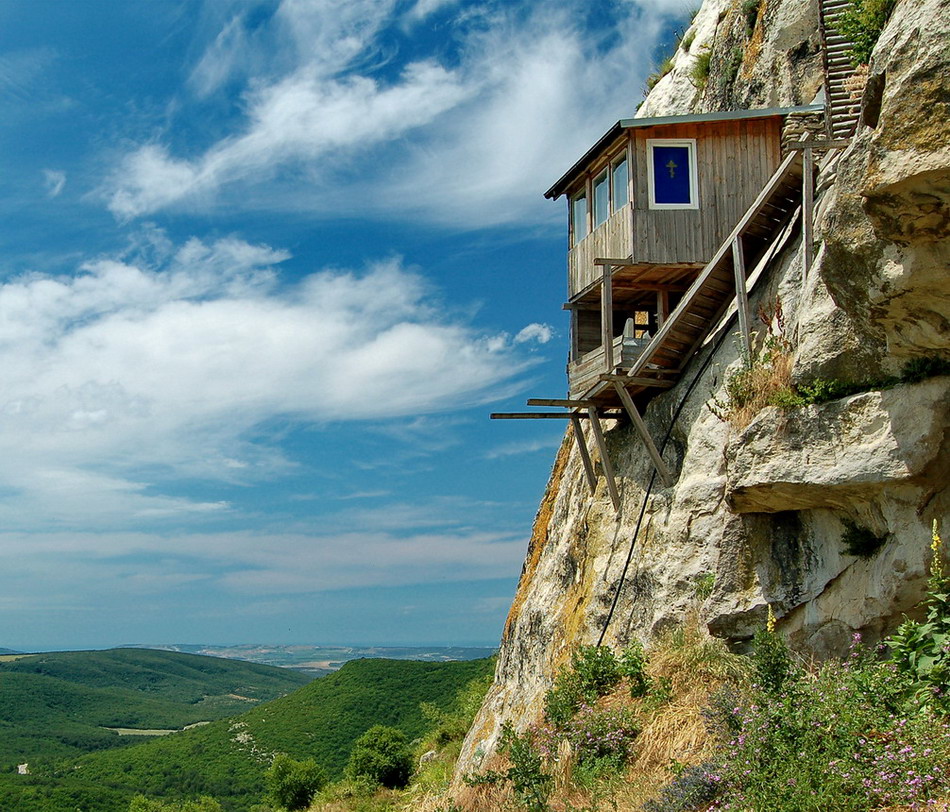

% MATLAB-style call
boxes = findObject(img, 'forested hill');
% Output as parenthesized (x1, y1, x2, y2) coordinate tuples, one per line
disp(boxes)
(0, 656, 494, 811)
(0, 648, 311, 769)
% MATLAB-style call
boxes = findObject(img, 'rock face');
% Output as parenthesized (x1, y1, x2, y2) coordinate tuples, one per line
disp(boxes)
(451, 0, 950, 792)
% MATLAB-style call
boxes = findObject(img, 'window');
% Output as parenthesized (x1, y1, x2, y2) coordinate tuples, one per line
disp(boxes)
(593, 170, 609, 227)
(571, 191, 588, 244)
(611, 154, 629, 211)
(647, 139, 698, 209)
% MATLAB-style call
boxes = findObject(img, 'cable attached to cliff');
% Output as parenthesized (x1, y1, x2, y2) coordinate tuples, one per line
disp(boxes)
(595, 317, 736, 647)
(595, 203, 805, 647)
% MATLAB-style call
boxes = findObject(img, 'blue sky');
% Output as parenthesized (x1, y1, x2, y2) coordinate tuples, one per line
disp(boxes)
(0, 0, 687, 650)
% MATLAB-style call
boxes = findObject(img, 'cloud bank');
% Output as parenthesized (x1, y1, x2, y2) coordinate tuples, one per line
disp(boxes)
(0, 234, 533, 528)
(103, 0, 684, 227)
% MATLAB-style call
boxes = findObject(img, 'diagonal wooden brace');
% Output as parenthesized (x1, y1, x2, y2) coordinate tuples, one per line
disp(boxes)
(570, 415, 598, 496)
(586, 407, 622, 512)
(612, 383, 675, 488)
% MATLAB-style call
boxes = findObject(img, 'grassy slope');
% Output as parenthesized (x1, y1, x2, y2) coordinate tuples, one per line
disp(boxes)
(2, 657, 494, 812)
(0, 648, 312, 770)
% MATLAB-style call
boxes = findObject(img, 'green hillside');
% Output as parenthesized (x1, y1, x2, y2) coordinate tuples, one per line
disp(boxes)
(0, 649, 311, 770)
(0, 657, 494, 811)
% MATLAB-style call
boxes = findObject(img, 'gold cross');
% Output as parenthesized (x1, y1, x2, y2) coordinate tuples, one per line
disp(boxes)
(666, 158, 678, 178)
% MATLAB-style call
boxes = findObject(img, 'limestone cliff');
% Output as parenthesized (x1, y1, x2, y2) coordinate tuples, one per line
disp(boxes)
(452, 0, 949, 792)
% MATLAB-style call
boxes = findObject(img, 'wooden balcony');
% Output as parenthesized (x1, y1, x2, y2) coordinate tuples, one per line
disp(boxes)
(569, 204, 632, 294)
(568, 335, 651, 399)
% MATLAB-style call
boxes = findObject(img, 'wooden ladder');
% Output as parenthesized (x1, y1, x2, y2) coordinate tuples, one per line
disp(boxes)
(820, 0, 862, 139)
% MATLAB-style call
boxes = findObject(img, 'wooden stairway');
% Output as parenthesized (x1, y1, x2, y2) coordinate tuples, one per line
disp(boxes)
(593, 150, 806, 402)
(820, 0, 862, 139)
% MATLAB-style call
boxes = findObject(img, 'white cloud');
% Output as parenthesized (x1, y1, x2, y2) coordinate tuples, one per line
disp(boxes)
(514, 322, 554, 344)
(406, 0, 461, 21)
(483, 436, 563, 460)
(0, 234, 533, 528)
(102, 0, 682, 226)
(42, 169, 66, 198)
(0, 518, 527, 602)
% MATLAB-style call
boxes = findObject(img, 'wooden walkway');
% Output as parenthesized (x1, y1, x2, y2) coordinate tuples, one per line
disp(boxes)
(820, 0, 862, 139)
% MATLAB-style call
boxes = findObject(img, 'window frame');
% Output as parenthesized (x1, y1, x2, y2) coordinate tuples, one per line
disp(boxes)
(593, 168, 610, 227)
(569, 188, 589, 246)
(646, 138, 699, 210)
(610, 150, 630, 213)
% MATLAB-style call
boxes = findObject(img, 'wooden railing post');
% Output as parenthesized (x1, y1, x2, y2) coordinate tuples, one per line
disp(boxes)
(732, 237, 752, 359)
(802, 146, 814, 277)
(601, 263, 614, 372)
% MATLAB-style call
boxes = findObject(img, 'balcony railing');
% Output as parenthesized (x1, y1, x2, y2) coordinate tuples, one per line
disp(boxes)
(568, 203, 633, 295)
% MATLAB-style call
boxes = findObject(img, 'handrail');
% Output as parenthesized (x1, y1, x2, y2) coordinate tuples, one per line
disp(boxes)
(625, 150, 802, 380)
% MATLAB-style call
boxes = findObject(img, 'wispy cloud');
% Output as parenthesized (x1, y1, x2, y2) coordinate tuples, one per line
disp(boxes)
(0, 232, 535, 528)
(483, 435, 563, 460)
(42, 169, 66, 198)
(102, 0, 681, 227)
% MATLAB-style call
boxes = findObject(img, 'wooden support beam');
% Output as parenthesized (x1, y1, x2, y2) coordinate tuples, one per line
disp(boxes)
(586, 406, 621, 511)
(732, 236, 753, 359)
(657, 290, 670, 328)
(570, 415, 597, 495)
(599, 374, 675, 389)
(786, 139, 851, 151)
(527, 398, 593, 408)
(601, 262, 614, 371)
(802, 146, 815, 277)
(612, 383, 675, 488)
(592, 257, 634, 266)
(491, 412, 586, 419)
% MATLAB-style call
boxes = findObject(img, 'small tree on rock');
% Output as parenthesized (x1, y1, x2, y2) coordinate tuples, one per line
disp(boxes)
(345, 724, 413, 789)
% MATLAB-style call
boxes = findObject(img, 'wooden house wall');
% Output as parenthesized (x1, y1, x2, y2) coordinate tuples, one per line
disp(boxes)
(565, 117, 782, 297)
(630, 117, 782, 264)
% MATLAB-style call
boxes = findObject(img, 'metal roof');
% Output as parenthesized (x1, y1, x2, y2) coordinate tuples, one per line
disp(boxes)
(544, 104, 824, 200)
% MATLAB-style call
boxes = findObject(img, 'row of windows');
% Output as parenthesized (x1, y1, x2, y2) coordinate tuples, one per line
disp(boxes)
(570, 139, 698, 245)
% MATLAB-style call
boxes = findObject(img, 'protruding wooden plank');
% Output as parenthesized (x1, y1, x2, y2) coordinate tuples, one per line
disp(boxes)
(491, 412, 585, 419)
(732, 236, 752, 358)
(586, 406, 621, 512)
(570, 415, 598, 495)
(612, 383, 674, 487)
(527, 398, 594, 408)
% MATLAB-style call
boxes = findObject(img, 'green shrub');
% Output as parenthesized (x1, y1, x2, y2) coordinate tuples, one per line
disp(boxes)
(543, 645, 629, 728)
(129, 797, 223, 812)
(680, 29, 696, 52)
(838, 0, 898, 65)
(693, 572, 715, 601)
(690, 49, 712, 88)
(646, 57, 675, 92)
(265, 754, 328, 811)
(618, 642, 650, 698)
(742, 0, 761, 37)
(498, 724, 552, 812)
(887, 521, 950, 713)
(561, 703, 639, 770)
(751, 608, 793, 695)
(345, 725, 413, 789)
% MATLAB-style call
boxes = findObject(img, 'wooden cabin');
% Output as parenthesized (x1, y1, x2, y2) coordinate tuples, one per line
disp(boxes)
(544, 106, 821, 401)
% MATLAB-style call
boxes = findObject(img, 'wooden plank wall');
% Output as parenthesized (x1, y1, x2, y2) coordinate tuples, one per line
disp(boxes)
(630, 118, 782, 263)
(568, 203, 633, 294)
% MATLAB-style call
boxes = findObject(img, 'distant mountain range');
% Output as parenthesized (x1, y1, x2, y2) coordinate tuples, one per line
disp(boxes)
(127, 643, 497, 675)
